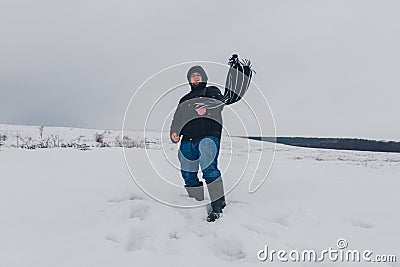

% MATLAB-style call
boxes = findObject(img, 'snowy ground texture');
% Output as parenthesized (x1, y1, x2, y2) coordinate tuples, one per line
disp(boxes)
(1, 129, 399, 266)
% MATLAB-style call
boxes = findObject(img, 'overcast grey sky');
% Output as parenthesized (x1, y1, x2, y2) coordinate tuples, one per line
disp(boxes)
(1, 0, 399, 140)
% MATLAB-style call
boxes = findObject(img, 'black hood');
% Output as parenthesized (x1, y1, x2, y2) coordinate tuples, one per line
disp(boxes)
(187, 65, 208, 91)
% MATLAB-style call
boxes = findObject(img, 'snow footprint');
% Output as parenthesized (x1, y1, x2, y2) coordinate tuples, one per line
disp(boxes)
(272, 214, 291, 226)
(210, 236, 247, 261)
(105, 233, 119, 244)
(242, 223, 278, 238)
(129, 204, 150, 220)
(108, 192, 144, 203)
(126, 227, 149, 251)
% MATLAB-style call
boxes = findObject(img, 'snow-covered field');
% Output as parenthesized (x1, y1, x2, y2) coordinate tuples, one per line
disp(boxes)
(1, 127, 399, 266)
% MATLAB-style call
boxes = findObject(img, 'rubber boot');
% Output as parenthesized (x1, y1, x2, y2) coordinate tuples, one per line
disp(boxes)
(184, 181, 204, 201)
(206, 178, 226, 222)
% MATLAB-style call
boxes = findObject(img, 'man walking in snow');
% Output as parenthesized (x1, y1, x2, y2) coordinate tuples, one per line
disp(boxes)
(170, 65, 226, 222)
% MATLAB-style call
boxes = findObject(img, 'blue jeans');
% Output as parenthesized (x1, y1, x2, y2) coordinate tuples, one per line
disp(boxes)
(178, 136, 221, 187)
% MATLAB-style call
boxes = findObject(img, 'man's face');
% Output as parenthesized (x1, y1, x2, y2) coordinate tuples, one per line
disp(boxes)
(190, 72, 203, 86)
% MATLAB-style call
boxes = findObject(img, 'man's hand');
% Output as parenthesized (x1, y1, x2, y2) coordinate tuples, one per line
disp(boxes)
(195, 104, 207, 116)
(171, 132, 180, 143)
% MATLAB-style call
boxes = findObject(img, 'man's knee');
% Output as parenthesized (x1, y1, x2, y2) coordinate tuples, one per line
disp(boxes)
(202, 168, 221, 181)
(181, 171, 199, 186)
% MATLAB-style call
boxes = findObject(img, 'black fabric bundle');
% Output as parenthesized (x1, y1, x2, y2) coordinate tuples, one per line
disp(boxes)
(222, 54, 254, 105)
(195, 54, 254, 110)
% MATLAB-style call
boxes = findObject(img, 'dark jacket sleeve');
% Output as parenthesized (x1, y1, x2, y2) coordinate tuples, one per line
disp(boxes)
(169, 101, 183, 143)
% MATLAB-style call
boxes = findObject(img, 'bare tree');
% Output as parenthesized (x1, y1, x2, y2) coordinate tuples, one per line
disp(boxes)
(38, 126, 45, 146)
(114, 135, 123, 147)
(0, 133, 6, 147)
(16, 133, 26, 148)
(70, 135, 85, 148)
(122, 135, 146, 148)
(95, 132, 104, 144)
(94, 131, 109, 147)
(48, 134, 59, 148)
(122, 135, 134, 148)
(18, 136, 35, 149)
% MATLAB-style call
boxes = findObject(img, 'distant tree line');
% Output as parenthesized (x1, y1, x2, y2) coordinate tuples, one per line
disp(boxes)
(246, 136, 400, 153)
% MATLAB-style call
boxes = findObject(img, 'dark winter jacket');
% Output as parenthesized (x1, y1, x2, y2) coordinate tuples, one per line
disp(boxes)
(170, 66, 224, 142)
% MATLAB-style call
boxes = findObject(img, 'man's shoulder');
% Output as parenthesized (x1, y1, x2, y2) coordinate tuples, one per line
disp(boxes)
(206, 86, 222, 94)
(179, 91, 193, 104)
(206, 86, 223, 100)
